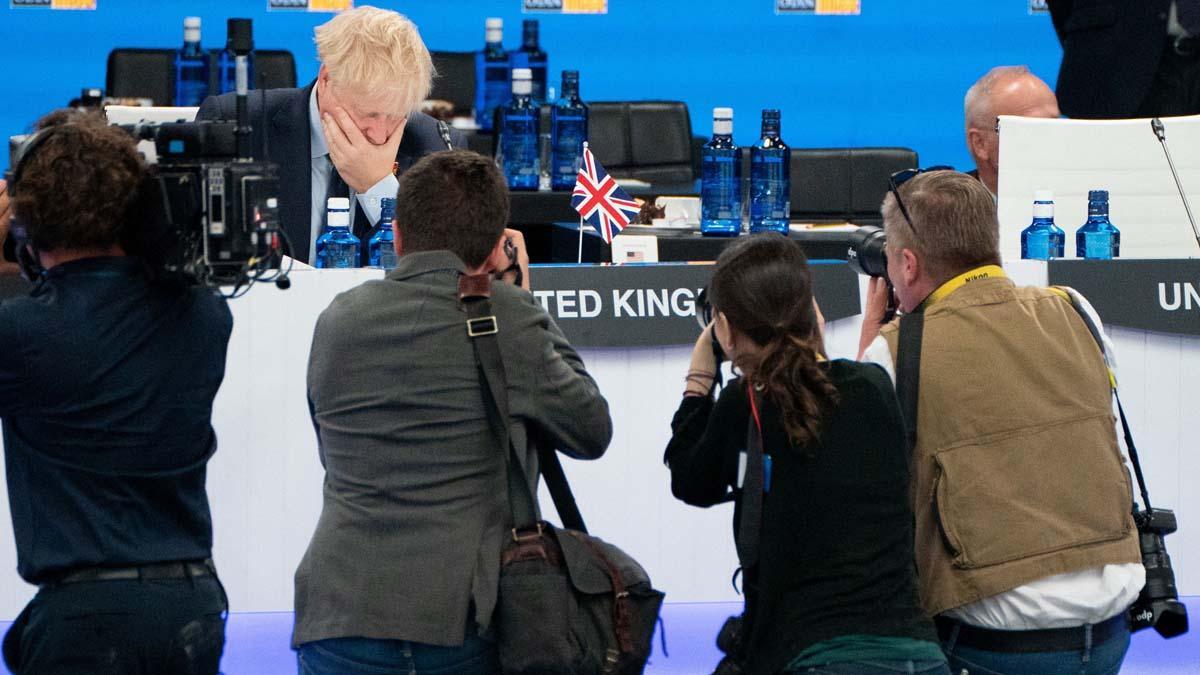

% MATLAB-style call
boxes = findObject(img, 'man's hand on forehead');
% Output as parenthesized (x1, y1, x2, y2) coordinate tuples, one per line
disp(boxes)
(323, 107, 407, 194)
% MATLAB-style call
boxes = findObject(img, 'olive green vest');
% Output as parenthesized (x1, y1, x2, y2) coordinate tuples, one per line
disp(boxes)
(881, 275, 1141, 616)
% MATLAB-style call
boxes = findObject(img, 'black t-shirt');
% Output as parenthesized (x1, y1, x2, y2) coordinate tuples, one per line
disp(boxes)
(665, 359, 935, 675)
(0, 257, 232, 584)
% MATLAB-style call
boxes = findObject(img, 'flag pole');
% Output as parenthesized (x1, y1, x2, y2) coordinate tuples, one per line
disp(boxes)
(577, 141, 589, 265)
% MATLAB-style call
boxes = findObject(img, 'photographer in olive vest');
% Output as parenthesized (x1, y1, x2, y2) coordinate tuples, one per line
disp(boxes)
(856, 170, 1143, 675)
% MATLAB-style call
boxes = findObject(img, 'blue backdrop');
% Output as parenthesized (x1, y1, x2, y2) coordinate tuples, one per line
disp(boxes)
(0, 0, 1062, 172)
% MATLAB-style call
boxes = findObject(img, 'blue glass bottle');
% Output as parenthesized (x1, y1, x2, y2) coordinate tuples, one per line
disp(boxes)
(218, 19, 254, 95)
(509, 20, 548, 104)
(501, 68, 540, 191)
(174, 17, 208, 106)
(1021, 190, 1065, 260)
(315, 197, 362, 269)
(368, 198, 398, 270)
(701, 107, 742, 236)
(1076, 189, 1120, 260)
(749, 109, 790, 234)
(474, 18, 509, 132)
(550, 70, 588, 191)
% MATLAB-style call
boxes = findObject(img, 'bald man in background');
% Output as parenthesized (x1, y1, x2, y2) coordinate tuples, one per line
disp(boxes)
(963, 66, 1061, 195)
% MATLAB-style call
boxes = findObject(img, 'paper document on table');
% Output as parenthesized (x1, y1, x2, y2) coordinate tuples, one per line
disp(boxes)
(611, 235, 659, 263)
(997, 114, 1200, 260)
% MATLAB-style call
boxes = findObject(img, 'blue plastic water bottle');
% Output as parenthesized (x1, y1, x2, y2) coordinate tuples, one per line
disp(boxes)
(368, 198, 398, 270)
(501, 68, 540, 191)
(174, 17, 208, 106)
(550, 70, 588, 191)
(509, 20, 548, 104)
(749, 109, 790, 234)
(1076, 190, 1120, 260)
(701, 107, 742, 236)
(474, 18, 509, 132)
(218, 19, 254, 95)
(1021, 190, 1065, 260)
(315, 197, 361, 269)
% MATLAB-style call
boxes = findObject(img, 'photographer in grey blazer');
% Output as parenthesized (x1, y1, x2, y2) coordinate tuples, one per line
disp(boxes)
(295, 150, 612, 675)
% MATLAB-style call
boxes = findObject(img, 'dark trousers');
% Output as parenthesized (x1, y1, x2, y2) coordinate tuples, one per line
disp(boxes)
(1136, 43, 1200, 118)
(2, 575, 227, 675)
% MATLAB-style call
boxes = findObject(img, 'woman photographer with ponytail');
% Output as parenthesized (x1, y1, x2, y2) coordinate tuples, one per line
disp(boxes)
(665, 235, 947, 675)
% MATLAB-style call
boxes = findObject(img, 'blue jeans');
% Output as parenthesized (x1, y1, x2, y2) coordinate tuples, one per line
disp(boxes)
(796, 660, 951, 674)
(296, 634, 499, 675)
(941, 623, 1131, 675)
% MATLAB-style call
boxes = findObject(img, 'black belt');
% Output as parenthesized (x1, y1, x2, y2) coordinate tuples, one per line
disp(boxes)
(43, 558, 215, 589)
(936, 612, 1128, 654)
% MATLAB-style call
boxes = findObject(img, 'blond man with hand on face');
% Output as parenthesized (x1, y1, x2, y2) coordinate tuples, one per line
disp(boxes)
(197, 6, 462, 265)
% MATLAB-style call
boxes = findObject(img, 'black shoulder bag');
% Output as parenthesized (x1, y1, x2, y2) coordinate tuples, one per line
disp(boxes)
(458, 273, 666, 674)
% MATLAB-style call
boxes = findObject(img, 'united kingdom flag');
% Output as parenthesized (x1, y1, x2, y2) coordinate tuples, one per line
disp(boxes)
(571, 143, 640, 244)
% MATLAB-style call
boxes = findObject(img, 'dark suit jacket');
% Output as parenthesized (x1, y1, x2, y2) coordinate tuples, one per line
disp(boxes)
(1049, 0, 1173, 118)
(296, 250, 612, 647)
(195, 83, 463, 262)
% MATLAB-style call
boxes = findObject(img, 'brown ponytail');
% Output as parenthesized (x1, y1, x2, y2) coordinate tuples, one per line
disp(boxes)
(709, 234, 840, 453)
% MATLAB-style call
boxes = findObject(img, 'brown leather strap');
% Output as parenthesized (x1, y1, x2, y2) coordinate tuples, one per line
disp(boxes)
(458, 272, 493, 300)
(565, 530, 635, 655)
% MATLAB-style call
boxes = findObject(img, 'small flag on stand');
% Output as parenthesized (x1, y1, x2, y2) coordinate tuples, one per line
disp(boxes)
(570, 143, 640, 244)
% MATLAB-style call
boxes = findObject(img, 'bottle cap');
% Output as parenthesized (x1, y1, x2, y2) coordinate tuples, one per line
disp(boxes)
(1088, 189, 1109, 201)
(762, 109, 781, 121)
(512, 68, 532, 81)
(713, 107, 733, 120)
(1033, 190, 1053, 202)
(486, 18, 503, 29)
(327, 197, 350, 210)
(184, 17, 201, 28)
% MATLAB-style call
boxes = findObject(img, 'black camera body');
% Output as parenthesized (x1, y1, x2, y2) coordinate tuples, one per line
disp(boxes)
(124, 121, 282, 285)
(1130, 507, 1189, 637)
(712, 613, 746, 675)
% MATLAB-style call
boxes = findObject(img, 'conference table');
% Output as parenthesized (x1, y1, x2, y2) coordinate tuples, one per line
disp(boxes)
(0, 257, 1197, 621)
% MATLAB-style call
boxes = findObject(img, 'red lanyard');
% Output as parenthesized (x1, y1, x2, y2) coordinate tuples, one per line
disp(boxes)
(747, 381, 764, 442)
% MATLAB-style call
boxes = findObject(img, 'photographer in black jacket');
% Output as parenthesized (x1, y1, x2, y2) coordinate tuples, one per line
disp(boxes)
(0, 111, 233, 675)
(665, 235, 946, 675)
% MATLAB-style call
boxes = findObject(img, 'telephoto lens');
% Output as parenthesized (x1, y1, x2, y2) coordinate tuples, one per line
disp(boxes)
(846, 226, 888, 278)
(1130, 508, 1189, 638)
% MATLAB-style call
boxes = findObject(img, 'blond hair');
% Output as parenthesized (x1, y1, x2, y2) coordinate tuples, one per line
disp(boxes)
(881, 171, 1000, 284)
(314, 6, 434, 114)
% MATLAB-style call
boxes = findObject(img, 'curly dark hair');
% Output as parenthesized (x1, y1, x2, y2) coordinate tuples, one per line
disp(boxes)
(11, 109, 144, 252)
(709, 234, 840, 452)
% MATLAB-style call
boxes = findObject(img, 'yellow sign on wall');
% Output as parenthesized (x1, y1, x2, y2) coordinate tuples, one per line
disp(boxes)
(307, 0, 351, 11)
(51, 0, 95, 8)
(775, 0, 860, 15)
(523, 0, 608, 15)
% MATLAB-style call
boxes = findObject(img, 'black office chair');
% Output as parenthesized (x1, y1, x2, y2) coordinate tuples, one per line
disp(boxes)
(588, 101, 695, 185)
(106, 48, 297, 106)
(429, 50, 475, 118)
(789, 147, 919, 224)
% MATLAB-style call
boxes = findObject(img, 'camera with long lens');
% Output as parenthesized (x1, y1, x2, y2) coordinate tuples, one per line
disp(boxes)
(846, 225, 888, 278)
(1129, 507, 1189, 638)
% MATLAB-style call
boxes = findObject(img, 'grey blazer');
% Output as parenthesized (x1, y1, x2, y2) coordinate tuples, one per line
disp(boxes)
(295, 250, 613, 647)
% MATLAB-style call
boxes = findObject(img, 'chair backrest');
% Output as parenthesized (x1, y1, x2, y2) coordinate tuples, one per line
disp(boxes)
(429, 50, 476, 117)
(588, 101, 695, 185)
(789, 147, 919, 223)
(106, 48, 297, 106)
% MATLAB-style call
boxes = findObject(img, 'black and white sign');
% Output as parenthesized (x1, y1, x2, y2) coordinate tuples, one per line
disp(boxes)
(529, 262, 861, 348)
(1049, 259, 1200, 336)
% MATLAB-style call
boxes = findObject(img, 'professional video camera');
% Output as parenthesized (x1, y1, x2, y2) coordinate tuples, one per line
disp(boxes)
(5, 19, 289, 294)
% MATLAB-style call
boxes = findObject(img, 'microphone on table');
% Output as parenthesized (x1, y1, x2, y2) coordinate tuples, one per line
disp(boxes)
(1150, 117, 1200, 253)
